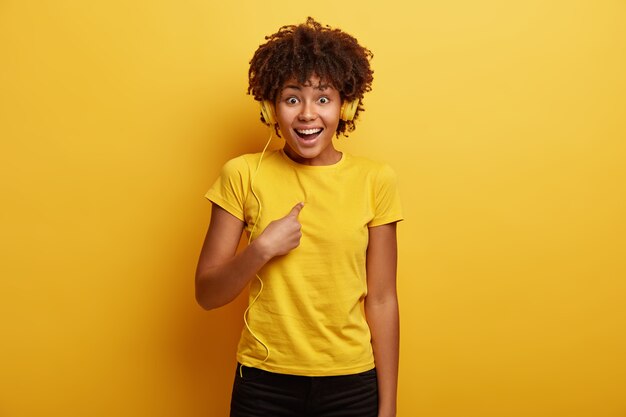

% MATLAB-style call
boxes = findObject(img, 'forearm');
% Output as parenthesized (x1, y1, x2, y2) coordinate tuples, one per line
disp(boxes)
(195, 239, 271, 310)
(195, 202, 304, 311)
(366, 297, 400, 417)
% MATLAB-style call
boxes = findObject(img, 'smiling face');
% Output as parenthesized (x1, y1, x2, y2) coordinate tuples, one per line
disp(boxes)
(275, 75, 342, 166)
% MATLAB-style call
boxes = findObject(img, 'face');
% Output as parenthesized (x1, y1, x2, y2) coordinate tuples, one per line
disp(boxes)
(275, 75, 342, 166)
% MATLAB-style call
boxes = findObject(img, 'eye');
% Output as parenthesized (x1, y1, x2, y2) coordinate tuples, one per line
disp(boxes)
(318, 96, 330, 104)
(286, 97, 299, 105)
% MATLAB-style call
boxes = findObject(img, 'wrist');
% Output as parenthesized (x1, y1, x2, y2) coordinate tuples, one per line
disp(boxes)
(249, 236, 273, 263)
(378, 409, 397, 417)
(378, 398, 397, 417)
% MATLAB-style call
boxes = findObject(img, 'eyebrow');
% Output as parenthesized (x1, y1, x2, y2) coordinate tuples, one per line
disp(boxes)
(281, 83, 333, 92)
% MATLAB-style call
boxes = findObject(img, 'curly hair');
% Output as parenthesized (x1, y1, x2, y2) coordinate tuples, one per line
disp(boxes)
(248, 17, 374, 136)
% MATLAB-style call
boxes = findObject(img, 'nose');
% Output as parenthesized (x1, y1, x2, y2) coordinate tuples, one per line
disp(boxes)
(298, 101, 317, 121)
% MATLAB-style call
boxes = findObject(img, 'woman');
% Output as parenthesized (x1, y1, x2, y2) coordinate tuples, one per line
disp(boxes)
(196, 17, 403, 417)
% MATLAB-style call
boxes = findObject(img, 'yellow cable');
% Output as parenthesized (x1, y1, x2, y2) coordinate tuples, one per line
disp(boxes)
(241, 132, 273, 375)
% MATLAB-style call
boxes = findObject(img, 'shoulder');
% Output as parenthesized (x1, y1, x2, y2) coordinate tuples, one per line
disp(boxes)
(220, 151, 277, 174)
(221, 153, 252, 172)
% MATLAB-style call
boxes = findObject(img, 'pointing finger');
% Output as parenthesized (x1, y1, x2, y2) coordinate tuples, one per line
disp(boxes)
(288, 202, 304, 218)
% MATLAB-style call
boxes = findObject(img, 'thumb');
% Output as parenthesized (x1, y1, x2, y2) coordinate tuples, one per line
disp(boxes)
(287, 202, 304, 218)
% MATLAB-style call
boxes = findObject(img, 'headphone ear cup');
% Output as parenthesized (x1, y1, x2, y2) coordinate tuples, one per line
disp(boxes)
(259, 100, 276, 125)
(340, 100, 359, 121)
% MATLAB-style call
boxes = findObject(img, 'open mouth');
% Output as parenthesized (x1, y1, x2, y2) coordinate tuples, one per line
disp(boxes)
(295, 128, 323, 140)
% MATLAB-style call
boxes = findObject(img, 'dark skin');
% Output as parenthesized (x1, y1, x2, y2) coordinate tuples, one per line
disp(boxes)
(195, 202, 303, 309)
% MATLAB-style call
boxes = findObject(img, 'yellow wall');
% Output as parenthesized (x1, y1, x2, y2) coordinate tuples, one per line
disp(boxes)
(1, 1, 625, 416)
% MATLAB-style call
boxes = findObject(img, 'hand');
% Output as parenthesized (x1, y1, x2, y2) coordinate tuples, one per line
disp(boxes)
(256, 202, 304, 259)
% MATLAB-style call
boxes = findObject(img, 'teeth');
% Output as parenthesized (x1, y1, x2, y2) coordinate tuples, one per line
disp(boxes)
(296, 128, 322, 135)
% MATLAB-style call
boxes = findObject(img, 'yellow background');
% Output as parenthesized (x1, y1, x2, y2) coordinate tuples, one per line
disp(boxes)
(1, 1, 625, 416)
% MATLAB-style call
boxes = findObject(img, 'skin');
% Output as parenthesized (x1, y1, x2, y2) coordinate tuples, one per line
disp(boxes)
(275, 75, 342, 166)
(195, 77, 399, 417)
(365, 222, 400, 417)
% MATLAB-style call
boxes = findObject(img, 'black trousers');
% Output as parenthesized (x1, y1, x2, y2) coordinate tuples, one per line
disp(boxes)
(230, 364, 379, 417)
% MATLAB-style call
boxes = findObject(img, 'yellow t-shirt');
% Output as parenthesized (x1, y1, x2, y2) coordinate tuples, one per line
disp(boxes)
(206, 149, 403, 376)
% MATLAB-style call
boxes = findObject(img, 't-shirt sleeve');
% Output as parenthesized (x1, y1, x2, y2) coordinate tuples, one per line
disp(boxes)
(368, 164, 404, 227)
(205, 156, 250, 222)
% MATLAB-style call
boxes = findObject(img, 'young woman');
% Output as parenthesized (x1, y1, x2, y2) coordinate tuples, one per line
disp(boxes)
(195, 17, 403, 417)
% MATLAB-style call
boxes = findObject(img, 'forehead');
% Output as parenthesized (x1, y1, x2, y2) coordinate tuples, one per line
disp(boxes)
(280, 75, 335, 91)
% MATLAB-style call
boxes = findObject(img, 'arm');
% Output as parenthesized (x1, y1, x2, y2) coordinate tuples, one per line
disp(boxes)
(195, 202, 304, 310)
(365, 222, 400, 417)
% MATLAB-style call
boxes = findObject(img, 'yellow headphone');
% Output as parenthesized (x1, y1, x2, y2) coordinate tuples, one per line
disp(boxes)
(259, 100, 277, 125)
(340, 99, 359, 122)
(259, 99, 359, 125)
